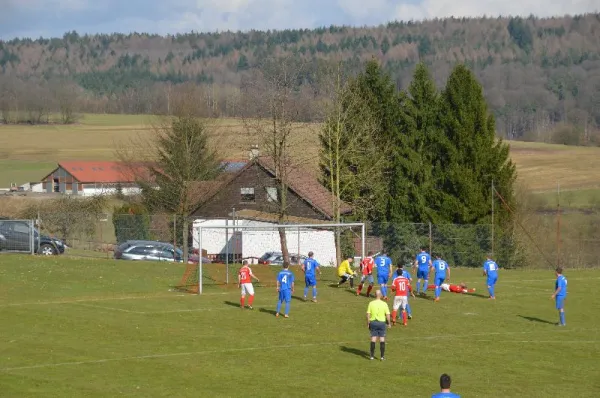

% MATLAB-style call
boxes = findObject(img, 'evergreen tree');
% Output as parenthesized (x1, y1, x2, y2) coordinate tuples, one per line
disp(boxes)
(437, 64, 517, 226)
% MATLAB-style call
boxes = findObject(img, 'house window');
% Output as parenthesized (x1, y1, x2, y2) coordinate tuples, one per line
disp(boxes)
(240, 187, 255, 202)
(266, 187, 278, 202)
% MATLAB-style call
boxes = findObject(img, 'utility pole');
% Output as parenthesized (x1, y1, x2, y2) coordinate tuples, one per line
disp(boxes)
(491, 179, 495, 258)
(557, 182, 561, 268)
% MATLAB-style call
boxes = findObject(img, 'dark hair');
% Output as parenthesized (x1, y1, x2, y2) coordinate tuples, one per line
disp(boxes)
(283, 262, 289, 269)
(440, 374, 452, 389)
(396, 269, 403, 276)
(308, 251, 314, 257)
(367, 251, 373, 256)
(556, 267, 563, 274)
(242, 260, 248, 265)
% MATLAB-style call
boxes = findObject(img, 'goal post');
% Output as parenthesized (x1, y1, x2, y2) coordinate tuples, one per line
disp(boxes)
(180, 221, 366, 295)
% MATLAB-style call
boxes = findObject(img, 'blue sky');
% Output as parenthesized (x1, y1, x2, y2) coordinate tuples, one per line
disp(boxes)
(1, 0, 598, 40)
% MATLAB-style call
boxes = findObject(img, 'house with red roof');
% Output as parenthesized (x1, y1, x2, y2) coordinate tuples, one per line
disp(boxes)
(40, 160, 251, 197)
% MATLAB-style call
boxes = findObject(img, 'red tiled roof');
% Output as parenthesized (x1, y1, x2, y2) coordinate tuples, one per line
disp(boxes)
(256, 157, 352, 218)
(50, 161, 149, 183)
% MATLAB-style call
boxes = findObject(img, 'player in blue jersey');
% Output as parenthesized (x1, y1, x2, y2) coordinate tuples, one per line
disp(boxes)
(431, 254, 451, 302)
(414, 248, 432, 295)
(302, 251, 321, 302)
(432, 373, 460, 398)
(483, 255, 499, 300)
(276, 263, 295, 318)
(375, 252, 393, 300)
(551, 267, 567, 326)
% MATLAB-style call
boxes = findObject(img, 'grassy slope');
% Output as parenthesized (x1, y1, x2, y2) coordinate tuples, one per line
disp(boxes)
(0, 256, 598, 397)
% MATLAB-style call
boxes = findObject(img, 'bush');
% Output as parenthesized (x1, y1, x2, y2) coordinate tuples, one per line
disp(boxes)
(112, 203, 150, 244)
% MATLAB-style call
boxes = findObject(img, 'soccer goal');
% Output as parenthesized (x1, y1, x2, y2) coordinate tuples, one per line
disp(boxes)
(176, 221, 366, 294)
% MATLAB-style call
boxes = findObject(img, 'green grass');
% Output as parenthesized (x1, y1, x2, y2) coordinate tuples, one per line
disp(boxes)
(532, 188, 600, 209)
(1, 256, 599, 397)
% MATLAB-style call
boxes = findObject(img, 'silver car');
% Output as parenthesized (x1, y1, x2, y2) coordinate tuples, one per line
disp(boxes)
(258, 251, 308, 265)
(114, 240, 184, 262)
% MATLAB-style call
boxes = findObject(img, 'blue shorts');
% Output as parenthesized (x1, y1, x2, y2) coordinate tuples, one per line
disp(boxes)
(417, 269, 429, 279)
(487, 276, 498, 287)
(305, 276, 316, 287)
(279, 289, 292, 303)
(377, 275, 389, 285)
(555, 296, 566, 310)
(435, 277, 445, 287)
(360, 275, 374, 284)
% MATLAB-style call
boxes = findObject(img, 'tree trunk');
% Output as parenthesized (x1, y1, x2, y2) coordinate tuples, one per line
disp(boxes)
(278, 226, 290, 265)
(182, 216, 189, 264)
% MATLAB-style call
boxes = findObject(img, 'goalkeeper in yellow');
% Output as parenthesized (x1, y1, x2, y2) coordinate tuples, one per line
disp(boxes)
(337, 256, 356, 288)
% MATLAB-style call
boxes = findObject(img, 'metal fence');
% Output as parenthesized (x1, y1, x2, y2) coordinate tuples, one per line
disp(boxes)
(25, 212, 600, 268)
(0, 219, 37, 254)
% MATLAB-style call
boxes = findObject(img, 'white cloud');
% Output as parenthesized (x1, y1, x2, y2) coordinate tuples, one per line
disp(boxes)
(393, 0, 599, 21)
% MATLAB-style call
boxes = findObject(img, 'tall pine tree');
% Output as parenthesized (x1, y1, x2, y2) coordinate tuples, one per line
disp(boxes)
(437, 64, 516, 226)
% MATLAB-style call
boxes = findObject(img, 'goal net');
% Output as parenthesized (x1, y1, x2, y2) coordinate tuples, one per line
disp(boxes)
(176, 220, 366, 294)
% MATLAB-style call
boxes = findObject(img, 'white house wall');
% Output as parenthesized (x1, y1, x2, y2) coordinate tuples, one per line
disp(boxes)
(193, 219, 337, 266)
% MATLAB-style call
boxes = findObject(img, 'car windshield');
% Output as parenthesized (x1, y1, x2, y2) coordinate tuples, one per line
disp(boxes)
(174, 248, 183, 257)
(259, 252, 274, 261)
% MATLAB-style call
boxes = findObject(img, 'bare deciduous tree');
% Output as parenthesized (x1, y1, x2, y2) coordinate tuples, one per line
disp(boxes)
(240, 56, 309, 265)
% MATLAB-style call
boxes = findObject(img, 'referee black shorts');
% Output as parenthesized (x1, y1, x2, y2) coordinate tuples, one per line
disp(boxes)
(369, 320, 387, 337)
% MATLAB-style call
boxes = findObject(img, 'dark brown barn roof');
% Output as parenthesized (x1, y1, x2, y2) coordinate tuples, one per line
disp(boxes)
(192, 156, 352, 219)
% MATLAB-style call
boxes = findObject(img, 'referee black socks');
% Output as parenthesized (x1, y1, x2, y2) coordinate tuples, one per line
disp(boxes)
(380, 342, 385, 358)
(370, 342, 375, 358)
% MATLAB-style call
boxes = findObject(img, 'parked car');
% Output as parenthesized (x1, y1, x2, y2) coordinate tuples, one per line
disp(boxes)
(0, 220, 65, 255)
(258, 251, 307, 265)
(113, 240, 211, 264)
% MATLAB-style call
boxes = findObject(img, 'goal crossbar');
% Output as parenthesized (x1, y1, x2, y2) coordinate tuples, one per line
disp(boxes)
(194, 222, 366, 295)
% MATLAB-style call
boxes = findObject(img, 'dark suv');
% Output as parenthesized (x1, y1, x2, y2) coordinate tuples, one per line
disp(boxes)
(0, 220, 65, 255)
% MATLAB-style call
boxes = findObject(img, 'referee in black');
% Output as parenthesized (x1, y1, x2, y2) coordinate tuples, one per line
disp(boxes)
(366, 289, 391, 360)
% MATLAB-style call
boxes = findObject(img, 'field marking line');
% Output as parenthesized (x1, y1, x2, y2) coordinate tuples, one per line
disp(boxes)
(0, 328, 593, 372)
(470, 340, 599, 344)
(0, 292, 228, 308)
(70, 303, 146, 314)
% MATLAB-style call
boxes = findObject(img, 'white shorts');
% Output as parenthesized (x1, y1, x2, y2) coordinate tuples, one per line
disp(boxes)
(440, 283, 450, 292)
(241, 283, 254, 296)
(393, 296, 408, 311)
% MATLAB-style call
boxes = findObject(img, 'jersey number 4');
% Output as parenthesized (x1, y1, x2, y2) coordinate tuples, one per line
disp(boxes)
(281, 275, 287, 283)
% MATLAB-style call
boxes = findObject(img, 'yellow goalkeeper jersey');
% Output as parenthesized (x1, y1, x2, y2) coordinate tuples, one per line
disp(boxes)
(337, 260, 354, 277)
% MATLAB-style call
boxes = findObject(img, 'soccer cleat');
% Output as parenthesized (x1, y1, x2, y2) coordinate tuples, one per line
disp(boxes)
(383, 296, 388, 301)
(380, 357, 385, 361)
(275, 313, 280, 317)
(392, 321, 396, 326)
(284, 314, 289, 318)
(311, 298, 317, 303)
(370, 357, 374, 360)
(403, 322, 407, 326)
(408, 315, 412, 319)
(434, 298, 440, 302)
(248, 306, 253, 310)
(303, 296, 307, 301)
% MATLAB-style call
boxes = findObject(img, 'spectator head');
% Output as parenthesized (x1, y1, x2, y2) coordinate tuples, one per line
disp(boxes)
(440, 373, 452, 391)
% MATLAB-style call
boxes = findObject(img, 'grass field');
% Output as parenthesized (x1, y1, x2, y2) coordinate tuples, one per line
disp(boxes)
(1, 255, 599, 397)
(1, 114, 600, 195)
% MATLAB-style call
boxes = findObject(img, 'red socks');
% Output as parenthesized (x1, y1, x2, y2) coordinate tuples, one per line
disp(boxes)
(366, 285, 373, 296)
(391, 310, 397, 323)
(402, 311, 407, 325)
(240, 297, 245, 307)
(357, 284, 363, 295)
(248, 295, 254, 306)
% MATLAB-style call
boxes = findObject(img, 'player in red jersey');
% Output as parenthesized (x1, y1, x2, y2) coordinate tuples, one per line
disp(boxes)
(391, 269, 412, 326)
(427, 282, 475, 294)
(357, 251, 375, 297)
(238, 260, 260, 309)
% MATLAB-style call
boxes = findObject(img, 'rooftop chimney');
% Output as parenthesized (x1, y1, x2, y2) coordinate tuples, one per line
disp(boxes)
(249, 145, 259, 160)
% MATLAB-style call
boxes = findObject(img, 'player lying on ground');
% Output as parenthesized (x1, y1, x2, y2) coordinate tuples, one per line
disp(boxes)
(427, 282, 475, 294)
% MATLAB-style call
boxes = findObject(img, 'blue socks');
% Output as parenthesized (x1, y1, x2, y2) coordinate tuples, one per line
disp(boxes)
(559, 311, 565, 325)
(488, 286, 495, 297)
(304, 287, 309, 297)
(381, 285, 387, 297)
(312, 287, 317, 298)
(416, 281, 421, 294)
(276, 301, 282, 314)
(423, 280, 429, 292)
(284, 301, 290, 315)
(406, 302, 412, 316)
(435, 286, 441, 298)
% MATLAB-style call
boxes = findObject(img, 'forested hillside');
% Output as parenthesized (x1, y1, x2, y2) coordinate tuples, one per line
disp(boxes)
(1, 14, 600, 143)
